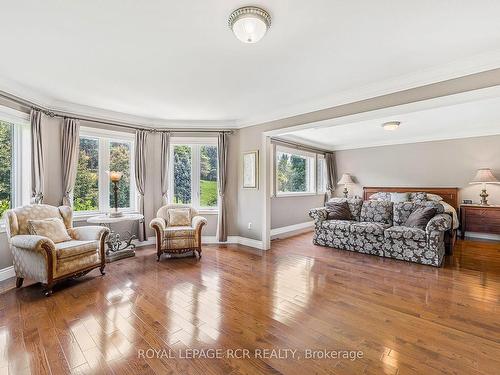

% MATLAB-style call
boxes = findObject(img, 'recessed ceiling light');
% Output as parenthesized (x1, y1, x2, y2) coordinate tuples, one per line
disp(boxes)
(381, 121, 400, 131)
(229, 6, 271, 44)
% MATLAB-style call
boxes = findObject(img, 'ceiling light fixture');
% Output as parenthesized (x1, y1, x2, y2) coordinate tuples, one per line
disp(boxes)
(229, 6, 271, 44)
(381, 121, 401, 131)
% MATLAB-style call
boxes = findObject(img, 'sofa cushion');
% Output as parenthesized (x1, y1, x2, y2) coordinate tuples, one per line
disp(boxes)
(28, 217, 72, 243)
(164, 226, 196, 238)
(409, 192, 427, 204)
(384, 226, 426, 242)
(327, 198, 363, 221)
(393, 201, 445, 226)
(55, 240, 98, 259)
(325, 201, 352, 220)
(405, 206, 437, 230)
(350, 222, 391, 236)
(360, 200, 393, 225)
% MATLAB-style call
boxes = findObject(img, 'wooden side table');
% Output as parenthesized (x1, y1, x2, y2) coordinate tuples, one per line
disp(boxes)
(460, 204, 500, 239)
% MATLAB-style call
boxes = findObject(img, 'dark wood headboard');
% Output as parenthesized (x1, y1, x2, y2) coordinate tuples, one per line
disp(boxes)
(363, 187, 459, 211)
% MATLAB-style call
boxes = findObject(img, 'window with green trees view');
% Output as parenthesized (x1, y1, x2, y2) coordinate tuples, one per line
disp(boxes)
(171, 141, 218, 209)
(0, 121, 13, 216)
(74, 129, 134, 213)
(276, 146, 316, 195)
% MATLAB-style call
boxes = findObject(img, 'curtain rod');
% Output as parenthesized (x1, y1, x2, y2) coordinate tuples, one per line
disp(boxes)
(0, 89, 233, 134)
(271, 137, 332, 154)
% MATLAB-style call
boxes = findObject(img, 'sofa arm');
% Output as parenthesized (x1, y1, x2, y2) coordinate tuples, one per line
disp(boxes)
(192, 216, 207, 231)
(11, 235, 55, 252)
(68, 226, 109, 241)
(309, 207, 328, 223)
(150, 218, 167, 232)
(426, 214, 451, 234)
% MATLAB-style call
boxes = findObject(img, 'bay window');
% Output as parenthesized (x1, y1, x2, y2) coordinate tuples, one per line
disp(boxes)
(74, 128, 135, 213)
(170, 138, 218, 210)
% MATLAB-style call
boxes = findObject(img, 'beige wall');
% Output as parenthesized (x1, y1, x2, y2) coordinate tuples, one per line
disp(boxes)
(271, 195, 323, 229)
(334, 135, 500, 204)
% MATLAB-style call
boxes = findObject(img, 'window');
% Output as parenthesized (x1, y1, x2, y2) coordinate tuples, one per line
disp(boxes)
(275, 146, 316, 195)
(74, 128, 135, 213)
(0, 106, 30, 217)
(170, 139, 218, 209)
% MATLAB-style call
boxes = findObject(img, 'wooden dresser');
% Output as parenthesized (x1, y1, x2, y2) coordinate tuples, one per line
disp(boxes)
(460, 204, 500, 239)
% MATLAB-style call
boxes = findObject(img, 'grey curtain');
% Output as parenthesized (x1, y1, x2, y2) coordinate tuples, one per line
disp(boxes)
(135, 130, 148, 241)
(324, 152, 336, 204)
(30, 109, 44, 204)
(61, 118, 80, 206)
(160, 132, 170, 205)
(216, 133, 228, 242)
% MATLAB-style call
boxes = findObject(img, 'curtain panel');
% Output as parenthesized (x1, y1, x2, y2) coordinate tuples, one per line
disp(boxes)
(61, 118, 80, 206)
(135, 130, 148, 241)
(324, 152, 336, 204)
(216, 133, 228, 242)
(30, 109, 44, 204)
(160, 132, 170, 205)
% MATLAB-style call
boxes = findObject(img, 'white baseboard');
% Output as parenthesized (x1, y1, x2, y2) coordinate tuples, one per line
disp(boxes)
(0, 266, 15, 282)
(202, 235, 265, 250)
(459, 231, 500, 241)
(271, 221, 314, 240)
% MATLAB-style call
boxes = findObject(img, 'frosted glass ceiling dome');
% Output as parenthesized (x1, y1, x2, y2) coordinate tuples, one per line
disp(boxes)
(228, 6, 271, 44)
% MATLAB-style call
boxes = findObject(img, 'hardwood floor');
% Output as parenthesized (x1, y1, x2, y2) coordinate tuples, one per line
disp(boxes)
(0, 233, 499, 374)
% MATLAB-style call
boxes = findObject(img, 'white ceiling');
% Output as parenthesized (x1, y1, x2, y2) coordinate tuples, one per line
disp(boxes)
(279, 94, 500, 150)
(1, 1, 500, 127)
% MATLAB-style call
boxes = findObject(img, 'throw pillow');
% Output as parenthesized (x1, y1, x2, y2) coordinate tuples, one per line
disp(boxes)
(28, 217, 72, 243)
(405, 207, 437, 230)
(390, 192, 409, 203)
(168, 208, 191, 226)
(426, 193, 443, 202)
(325, 201, 352, 220)
(409, 192, 428, 204)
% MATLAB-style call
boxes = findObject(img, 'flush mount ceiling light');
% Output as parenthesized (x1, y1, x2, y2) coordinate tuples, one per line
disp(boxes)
(381, 121, 401, 131)
(228, 6, 271, 43)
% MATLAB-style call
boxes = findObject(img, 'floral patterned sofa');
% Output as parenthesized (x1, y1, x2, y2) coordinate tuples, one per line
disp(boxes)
(309, 198, 451, 266)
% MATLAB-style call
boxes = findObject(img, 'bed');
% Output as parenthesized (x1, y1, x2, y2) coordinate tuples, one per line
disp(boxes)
(363, 187, 459, 253)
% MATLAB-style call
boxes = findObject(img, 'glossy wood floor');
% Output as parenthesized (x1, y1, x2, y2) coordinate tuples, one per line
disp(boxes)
(0, 234, 499, 375)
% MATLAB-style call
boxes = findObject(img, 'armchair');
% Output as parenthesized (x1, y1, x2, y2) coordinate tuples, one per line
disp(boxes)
(150, 204, 207, 261)
(4, 204, 109, 296)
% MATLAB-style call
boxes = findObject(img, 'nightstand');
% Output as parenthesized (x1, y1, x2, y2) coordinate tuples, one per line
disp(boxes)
(460, 204, 500, 239)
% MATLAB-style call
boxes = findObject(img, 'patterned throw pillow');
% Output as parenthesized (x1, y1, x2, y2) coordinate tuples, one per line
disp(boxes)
(409, 192, 428, 204)
(168, 208, 191, 226)
(28, 217, 72, 243)
(325, 201, 353, 220)
(369, 192, 391, 201)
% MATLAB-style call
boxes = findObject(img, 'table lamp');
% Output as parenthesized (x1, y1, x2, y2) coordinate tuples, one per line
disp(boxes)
(469, 168, 499, 205)
(108, 171, 123, 217)
(337, 173, 355, 198)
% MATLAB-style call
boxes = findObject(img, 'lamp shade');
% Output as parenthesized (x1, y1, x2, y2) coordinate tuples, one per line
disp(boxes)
(338, 173, 354, 185)
(470, 168, 499, 184)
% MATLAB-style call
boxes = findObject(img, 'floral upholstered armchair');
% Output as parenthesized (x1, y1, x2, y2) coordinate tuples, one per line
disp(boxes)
(4, 204, 109, 296)
(149, 204, 207, 261)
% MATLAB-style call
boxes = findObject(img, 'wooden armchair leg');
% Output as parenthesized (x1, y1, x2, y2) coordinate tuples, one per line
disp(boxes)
(15, 277, 23, 288)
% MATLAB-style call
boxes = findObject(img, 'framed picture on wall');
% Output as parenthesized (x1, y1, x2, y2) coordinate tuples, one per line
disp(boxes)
(243, 150, 259, 189)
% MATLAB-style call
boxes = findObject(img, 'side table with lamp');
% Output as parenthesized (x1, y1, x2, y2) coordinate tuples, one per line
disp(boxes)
(87, 170, 144, 262)
(460, 168, 500, 240)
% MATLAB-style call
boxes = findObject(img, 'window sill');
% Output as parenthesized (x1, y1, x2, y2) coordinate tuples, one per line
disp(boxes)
(274, 192, 319, 198)
(198, 209, 218, 215)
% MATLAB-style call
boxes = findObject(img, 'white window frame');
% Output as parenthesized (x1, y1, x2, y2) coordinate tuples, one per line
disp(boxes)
(74, 127, 136, 217)
(169, 137, 218, 213)
(0, 106, 31, 227)
(275, 145, 317, 197)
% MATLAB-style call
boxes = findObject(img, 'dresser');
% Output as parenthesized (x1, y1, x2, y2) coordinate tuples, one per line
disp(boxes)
(460, 204, 500, 239)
